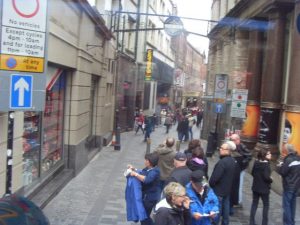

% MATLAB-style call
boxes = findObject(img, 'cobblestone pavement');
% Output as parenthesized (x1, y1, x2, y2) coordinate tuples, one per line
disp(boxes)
(43, 125, 300, 225)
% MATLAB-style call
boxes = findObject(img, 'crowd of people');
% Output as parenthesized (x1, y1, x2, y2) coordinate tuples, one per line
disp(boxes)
(134, 107, 204, 143)
(125, 129, 300, 225)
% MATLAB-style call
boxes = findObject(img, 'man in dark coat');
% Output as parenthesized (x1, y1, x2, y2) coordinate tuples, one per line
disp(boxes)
(230, 134, 252, 209)
(209, 141, 236, 225)
(277, 144, 300, 225)
(166, 152, 192, 187)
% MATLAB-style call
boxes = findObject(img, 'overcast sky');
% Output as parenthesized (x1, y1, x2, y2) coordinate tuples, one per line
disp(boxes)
(174, 0, 212, 55)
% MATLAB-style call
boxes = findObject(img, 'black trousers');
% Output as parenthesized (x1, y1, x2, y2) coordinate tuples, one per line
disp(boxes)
(249, 191, 269, 225)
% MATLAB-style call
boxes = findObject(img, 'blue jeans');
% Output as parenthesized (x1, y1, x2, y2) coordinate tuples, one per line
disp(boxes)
(283, 190, 297, 225)
(189, 127, 193, 140)
(215, 195, 230, 225)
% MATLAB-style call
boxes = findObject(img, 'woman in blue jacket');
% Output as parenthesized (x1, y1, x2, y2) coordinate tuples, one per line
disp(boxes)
(186, 170, 219, 225)
(130, 153, 161, 225)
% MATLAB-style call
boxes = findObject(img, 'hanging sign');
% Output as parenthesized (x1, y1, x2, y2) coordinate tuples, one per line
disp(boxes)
(145, 49, 153, 81)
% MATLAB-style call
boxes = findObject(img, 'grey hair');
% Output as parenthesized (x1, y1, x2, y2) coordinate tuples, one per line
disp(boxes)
(164, 182, 185, 197)
(285, 144, 296, 154)
(224, 141, 236, 151)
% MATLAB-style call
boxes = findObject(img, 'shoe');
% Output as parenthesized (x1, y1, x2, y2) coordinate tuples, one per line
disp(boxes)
(233, 203, 243, 208)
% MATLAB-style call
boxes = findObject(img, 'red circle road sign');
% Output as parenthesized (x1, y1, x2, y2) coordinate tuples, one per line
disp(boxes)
(12, 0, 40, 18)
(217, 80, 225, 89)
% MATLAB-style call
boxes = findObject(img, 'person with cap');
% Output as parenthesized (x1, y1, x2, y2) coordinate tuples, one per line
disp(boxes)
(209, 141, 236, 225)
(166, 152, 192, 187)
(277, 144, 300, 225)
(154, 182, 192, 225)
(186, 170, 219, 225)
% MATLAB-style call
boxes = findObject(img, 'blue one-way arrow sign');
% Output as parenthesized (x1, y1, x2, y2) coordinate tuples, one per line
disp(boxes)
(10, 75, 33, 109)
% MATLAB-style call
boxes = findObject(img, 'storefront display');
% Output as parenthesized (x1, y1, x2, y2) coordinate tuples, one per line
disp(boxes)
(22, 69, 65, 186)
(22, 112, 41, 186)
(42, 72, 65, 173)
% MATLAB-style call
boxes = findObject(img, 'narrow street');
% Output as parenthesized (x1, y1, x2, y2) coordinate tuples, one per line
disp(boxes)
(43, 125, 300, 225)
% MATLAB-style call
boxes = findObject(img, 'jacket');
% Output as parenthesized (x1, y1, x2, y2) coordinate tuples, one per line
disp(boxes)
(125, 176, 148, 222)
(186, 183, 219, 225)
(166, 166, 192, 186)
(277, 153, 300, 191)
(154, 198, 191, 225)
(140, 166, 161, 202)
(251, 160, 272, 194)
(209, 155, 236, 197)
(154, 146, 176, 180)
(236, 143, 252, 170)
(187, 157, 208, 178)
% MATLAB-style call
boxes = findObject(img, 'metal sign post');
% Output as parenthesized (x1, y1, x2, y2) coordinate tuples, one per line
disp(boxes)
(5, 112, 14, 196)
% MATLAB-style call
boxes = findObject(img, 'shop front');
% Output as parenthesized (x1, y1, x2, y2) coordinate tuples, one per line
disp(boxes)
(21, 67, 68, 195)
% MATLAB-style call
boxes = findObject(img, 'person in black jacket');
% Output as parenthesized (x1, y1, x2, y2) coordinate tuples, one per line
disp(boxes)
(249, 149, 272, 225)
(277, 144, 300, 225)
(166, 152, 192, 187)
(186, 146, 208, 178)
(209, 141, 236, 225)
(154, 182, 191, 225)
(230, 134, 252, 208)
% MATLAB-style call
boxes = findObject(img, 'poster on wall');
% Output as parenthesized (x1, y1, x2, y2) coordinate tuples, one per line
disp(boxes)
(241, 105, 260, 137)
(282, 112, 300, 155)
(258, 108, 280, 144)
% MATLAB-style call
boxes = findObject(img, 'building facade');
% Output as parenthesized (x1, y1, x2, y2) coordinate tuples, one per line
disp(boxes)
(0, 0, 115, 205)
(205, 0, 300, 162)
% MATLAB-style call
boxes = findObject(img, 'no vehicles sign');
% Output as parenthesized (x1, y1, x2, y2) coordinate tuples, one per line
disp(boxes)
(2, 0, 47, 32)
(0, 0, 47, 73)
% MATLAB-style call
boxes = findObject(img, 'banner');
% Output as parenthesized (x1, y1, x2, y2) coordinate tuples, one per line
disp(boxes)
(145, 49, 153, 81)
(258, 108, 280, 144)
(242, 105, 260, 137)
(282, 112, 300, 154)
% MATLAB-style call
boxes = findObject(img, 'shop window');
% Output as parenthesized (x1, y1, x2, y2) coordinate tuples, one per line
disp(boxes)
(22, 112, 41, 186)
(42, 72, 66, 174)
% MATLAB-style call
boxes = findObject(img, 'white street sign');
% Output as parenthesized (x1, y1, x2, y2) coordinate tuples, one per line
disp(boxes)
(230, 101, 247, 118)
(214, 74, 228, 100)
(231, 89, 248, 118)
(232, 89, 248, 101)
(1, 26, 45, 57)
(2, 0, 47, 32)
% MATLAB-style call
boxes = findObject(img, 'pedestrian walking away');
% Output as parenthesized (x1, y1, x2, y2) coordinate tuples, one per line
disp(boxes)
(153, 137, 176, 190)
(277, 144, 300, 225)
(136, 112, 145, 135)
(249, 149, 272, 225)
(164, 114, 173, 134)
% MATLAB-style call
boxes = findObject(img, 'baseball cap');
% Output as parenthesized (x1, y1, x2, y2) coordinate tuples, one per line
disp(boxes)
(174, 152, 187, 161)
(191, 170, 206, 186)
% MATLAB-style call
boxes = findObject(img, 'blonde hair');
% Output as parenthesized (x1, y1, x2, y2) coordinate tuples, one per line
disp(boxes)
(164, 182, 186, 197)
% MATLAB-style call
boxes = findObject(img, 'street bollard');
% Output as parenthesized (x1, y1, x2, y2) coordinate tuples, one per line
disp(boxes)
(146, 138, 151, 154)
(176, 140, 181, 152)
(114, 126, 121, 150)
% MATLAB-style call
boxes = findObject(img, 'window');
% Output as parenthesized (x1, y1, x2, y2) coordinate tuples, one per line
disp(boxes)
(89, 76, 99, 136)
